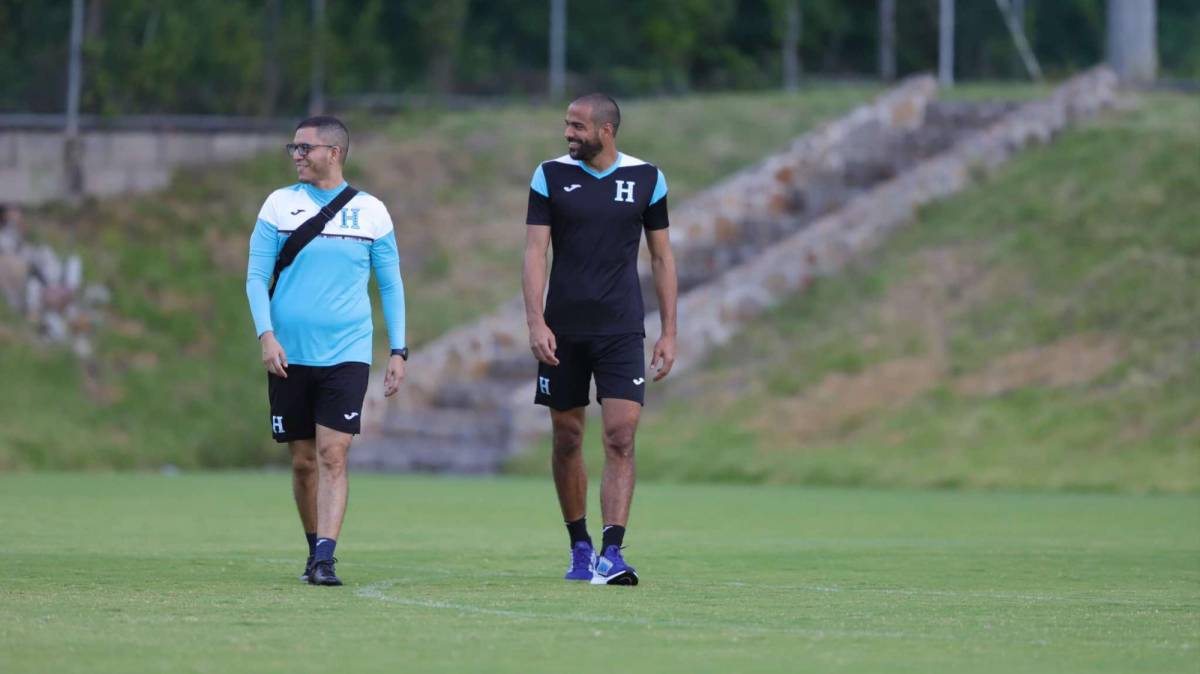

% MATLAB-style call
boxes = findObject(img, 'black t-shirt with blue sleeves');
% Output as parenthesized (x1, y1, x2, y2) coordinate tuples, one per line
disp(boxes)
(526, 153, 669, 336)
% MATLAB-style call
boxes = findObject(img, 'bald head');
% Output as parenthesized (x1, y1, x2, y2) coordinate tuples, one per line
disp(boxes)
(571, 93, 621, 137)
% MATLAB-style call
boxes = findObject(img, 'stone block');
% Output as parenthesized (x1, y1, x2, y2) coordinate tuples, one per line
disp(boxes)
(211, 133, 262, 163)
(0, 134, 18, 166)
(103, 132, 161, 168)
(0, 168, 40, 203)
(161, 135, 215, 164)
(83, 166, 132, 197)
(126, 169, 170, 194)
(15, 133, 63, 169)
(79, 133, 113, 168)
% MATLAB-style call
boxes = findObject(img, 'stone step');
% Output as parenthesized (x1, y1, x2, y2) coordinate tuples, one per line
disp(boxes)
(657, 109, 1015, 299)
(353, 70, 1117, 477)
(486, 353, 536, 379)
(431, 376, 531, 410)
(350, 437, 511, 473)
(350, 406, 513, 473)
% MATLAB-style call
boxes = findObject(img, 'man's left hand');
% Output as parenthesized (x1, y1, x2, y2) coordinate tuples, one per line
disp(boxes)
(384, 355, 406, 397)
(650, 334, 676, 382)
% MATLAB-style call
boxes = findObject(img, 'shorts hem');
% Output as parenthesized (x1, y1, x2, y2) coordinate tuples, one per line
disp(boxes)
(535, 397, 590, 412)
(313, 418, 362, 436)
(596, 394, 645, 406)
(273, 433, 316, 444)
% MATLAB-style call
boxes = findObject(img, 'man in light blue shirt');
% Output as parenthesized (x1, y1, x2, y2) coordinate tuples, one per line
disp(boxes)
(246, 116, 407, 586)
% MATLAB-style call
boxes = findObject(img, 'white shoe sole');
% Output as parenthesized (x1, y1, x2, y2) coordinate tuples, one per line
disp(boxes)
(590, 569, 639, 585)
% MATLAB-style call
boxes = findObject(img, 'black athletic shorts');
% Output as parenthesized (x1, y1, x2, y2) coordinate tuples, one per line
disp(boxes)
(535, 333, 646, 410)
(267, 362, 370, 442)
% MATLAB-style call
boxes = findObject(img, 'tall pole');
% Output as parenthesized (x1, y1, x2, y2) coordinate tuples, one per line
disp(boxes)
(938, 0, 954, 87)
(65, 0, 85, 200)
(262, 0, 281, 116)
(879, 0, 896, 81)
(309, 0, 325, 115)
(782, 0, 801, 92)
(995, 0, 1043, 82)
(1107, 0, 1158, 84)
(549, 0, 566, 100)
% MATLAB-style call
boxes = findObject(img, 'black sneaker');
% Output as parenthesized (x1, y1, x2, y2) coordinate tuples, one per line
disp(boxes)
(300, 555, 315, 582)
(308, 558, 342, 586)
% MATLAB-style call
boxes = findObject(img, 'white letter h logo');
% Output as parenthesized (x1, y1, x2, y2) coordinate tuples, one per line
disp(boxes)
(272, 416, 285, 434)
(538, 376, 551, 395)
(614, 180, 635, 203)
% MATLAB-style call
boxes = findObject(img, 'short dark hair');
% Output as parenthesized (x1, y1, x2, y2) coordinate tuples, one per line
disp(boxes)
(572, 93, 620, 136)
(296, 115, 350, 163)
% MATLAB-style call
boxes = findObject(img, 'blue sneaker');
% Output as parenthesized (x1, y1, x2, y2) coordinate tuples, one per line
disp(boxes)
(591, 545, 638, 586)
(565, 540, 596, 581)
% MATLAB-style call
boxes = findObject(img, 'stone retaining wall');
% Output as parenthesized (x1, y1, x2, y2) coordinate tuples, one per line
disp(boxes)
(643, 68, 1118, 380)
(0, 128, 281, 205)
(354, 67, 1119, 472)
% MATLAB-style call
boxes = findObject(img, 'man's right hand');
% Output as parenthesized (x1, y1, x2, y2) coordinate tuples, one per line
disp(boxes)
(528, 322, 559, 366)
(260, 331, 288, 378)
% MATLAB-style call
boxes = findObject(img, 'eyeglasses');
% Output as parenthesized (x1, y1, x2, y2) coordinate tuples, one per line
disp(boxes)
(285, 143, 338, 157)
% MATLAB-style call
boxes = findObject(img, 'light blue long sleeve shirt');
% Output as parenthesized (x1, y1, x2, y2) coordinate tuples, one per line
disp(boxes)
(246, 182, 405, 366)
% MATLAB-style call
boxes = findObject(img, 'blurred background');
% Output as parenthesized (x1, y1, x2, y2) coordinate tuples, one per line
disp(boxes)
(4, 0, 1199, 114)
(0, 1, 1196, 493)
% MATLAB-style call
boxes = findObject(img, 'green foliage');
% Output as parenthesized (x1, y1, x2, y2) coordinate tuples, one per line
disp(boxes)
(2, 473, 1196, 673)
(4, 0, 1198, 115)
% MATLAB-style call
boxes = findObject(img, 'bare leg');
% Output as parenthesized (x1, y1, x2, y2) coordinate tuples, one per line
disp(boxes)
(599, 399, 640, 528)
(289, 439, 318, 534)
(314, 424, 353, 541)
(550, 407, 588, 522)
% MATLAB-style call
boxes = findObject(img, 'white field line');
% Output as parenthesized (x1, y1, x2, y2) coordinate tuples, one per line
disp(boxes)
(354, 580, 1198, 651)
(355, 579, 922, 641)
(256, 559, 1193, 608)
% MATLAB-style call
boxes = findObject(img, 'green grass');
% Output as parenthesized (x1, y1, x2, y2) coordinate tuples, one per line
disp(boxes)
(509, 92, 1200, 493)
(1, 473, 1196, 673)
(0, 86, 876, 470)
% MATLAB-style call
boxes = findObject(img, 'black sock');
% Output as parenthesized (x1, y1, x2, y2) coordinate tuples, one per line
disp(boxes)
(314, 537, 337, 562)
(305, 532, 318, 558)
(601, 525, 625, 551)
(565, 517, 591, 547)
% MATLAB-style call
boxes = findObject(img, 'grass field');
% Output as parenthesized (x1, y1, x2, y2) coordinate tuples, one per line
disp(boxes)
(2, 473, 1196, 673)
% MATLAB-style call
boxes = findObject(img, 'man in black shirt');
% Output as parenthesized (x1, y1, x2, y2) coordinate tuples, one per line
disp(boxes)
(523, 93, 678, 586)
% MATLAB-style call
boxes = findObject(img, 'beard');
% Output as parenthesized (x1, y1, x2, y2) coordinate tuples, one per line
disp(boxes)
(296, 157, 330, 184)
(568, 134, 603, 161)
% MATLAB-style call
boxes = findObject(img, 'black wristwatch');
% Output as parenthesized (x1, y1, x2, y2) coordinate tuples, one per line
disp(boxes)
(391, 347, 409, 361)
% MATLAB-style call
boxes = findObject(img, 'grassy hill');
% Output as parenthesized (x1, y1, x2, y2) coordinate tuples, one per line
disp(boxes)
(0, 87, 877, 470)
(511, 91, 1200, 493)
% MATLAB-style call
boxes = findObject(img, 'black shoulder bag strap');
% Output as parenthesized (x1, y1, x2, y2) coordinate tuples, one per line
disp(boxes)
(268, 185, 359, 298)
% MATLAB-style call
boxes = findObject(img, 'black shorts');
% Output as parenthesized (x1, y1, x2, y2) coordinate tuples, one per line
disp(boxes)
(535, 333, 646, 410)
(267, 362, 370, 442)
